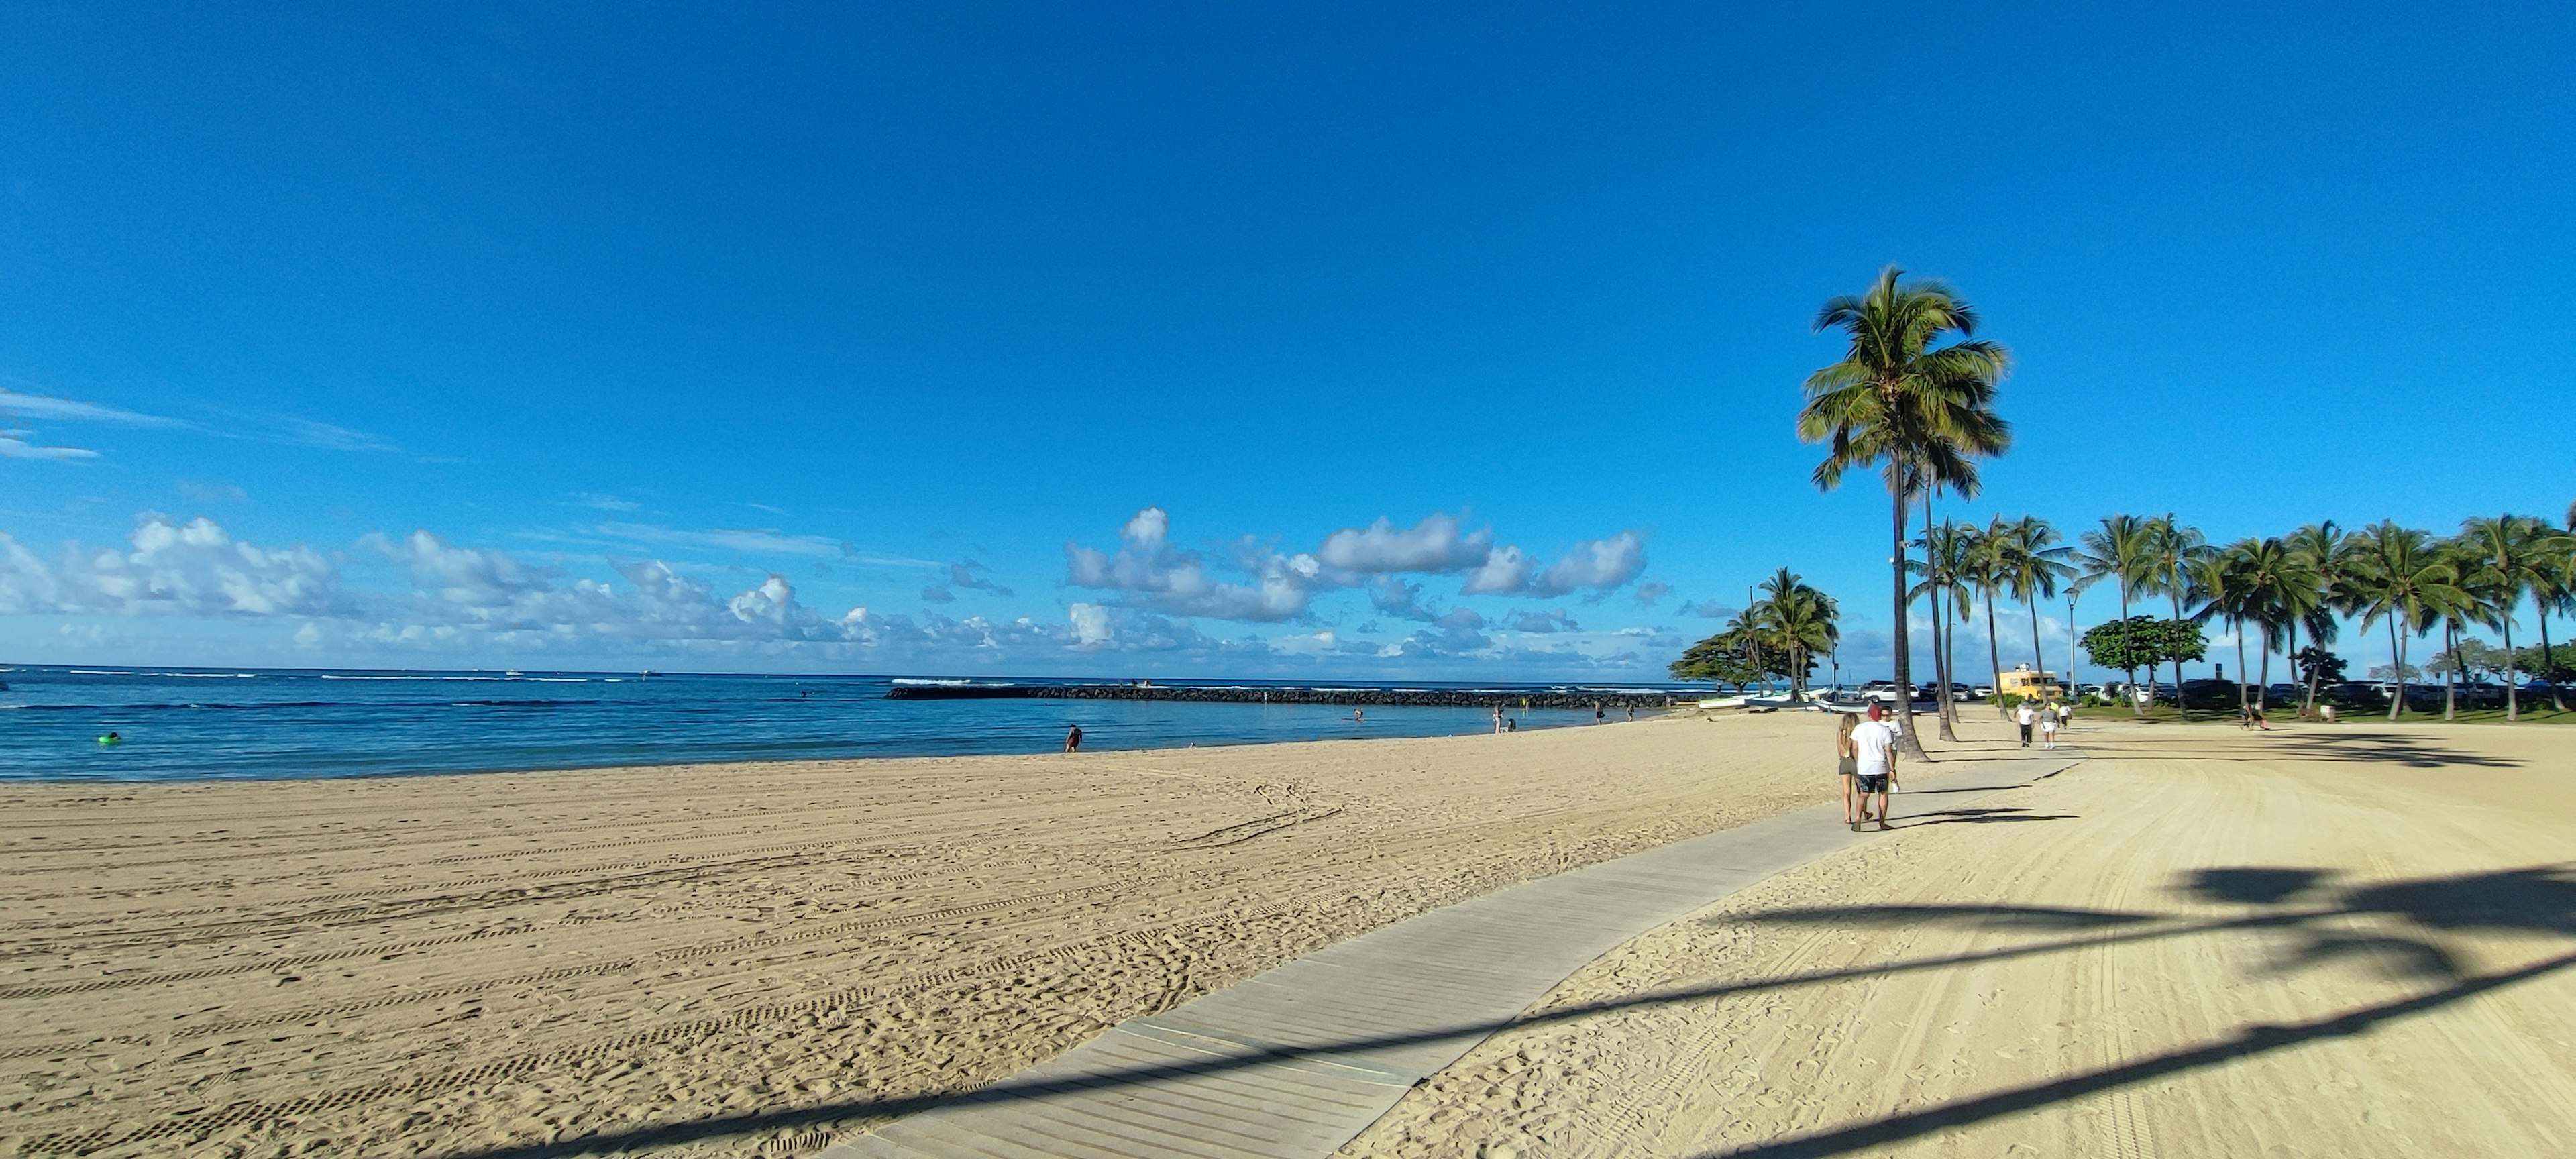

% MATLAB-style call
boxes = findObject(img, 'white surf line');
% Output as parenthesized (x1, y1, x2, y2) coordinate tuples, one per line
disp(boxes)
(823, 748, 2088, 1159)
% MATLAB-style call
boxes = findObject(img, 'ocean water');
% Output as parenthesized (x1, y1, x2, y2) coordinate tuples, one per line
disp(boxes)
(0, 666, 1681, 783)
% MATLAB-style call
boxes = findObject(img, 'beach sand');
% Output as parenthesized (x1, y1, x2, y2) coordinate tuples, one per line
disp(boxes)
(1, 712, 1839, 1158)
(1342, 715, 2576, 1158)
(10, 712, 2569, 1158)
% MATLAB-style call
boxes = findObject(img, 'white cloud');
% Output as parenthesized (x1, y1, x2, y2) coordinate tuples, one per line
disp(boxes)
(0, 388, 175, 426)
(1366, 575, 1438, 622)
(1069, 602, 1113, 647)
(31, 515, 353, 618)
(1509, 608, 1579, 634)
(1316, 512, 1493, 574)
(0, 433, 99, 459)
(1529, 531, 1646, 598)
(1676, 598, 1735, 619)
(1633, 579, 1672, 607)
(1459, 545, 1533, 595)
(1065, 506, 1318, 622)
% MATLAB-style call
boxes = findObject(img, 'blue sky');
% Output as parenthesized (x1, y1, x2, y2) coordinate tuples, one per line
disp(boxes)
(2, 2, 2571, 679)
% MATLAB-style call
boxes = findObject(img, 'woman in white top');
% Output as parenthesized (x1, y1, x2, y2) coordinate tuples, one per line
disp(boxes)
(2039, 702, 2060, 749)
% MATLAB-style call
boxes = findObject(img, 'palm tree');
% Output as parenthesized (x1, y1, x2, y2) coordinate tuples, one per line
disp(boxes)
(2534, 525, 2576, 712)
(1971, 517, 2012, 717)
(2071, 514, 2156, 716)
(1911, 519, 1978, 739)
(2458, 514, 2549, 720)
(1796, 267, 2011, 757)
(2431, 535, 2499, 721)
(1752, 568, 1840, 698)
(2141, 515, 2211, 712)
(2216, 537, 2313, 716)
(1994, 516, 2074, 680)
(2284, 522, 2355, 718)
(2352, 521, 2465, 720)
(2185, 547, 2253, 714)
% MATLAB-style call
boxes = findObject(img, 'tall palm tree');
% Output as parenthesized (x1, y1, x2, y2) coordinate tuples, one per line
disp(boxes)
(1752, 568, 1840, 698)
(1911, 518, 1977, 739)
(1971, 516, 2012, 717)
(2352, 521, 2465, 720)
(2071, 514, 2156, 715)
(2141, 515, 2211, 712)
(2284, 522, 2355, 718)
(2534, 525, 2576, 712)
(2217, 537, 2312, 715)
(1994, 516, 2074, 679)
(2185, 547, 2253, 714)
(1797, 266, 2011, 757)
(2458, 514, 2548, 720)
(2432, 535, 2500, 721)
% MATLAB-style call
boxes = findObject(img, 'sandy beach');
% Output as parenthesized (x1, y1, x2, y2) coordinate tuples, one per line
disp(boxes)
(6, 711, 2571, 1158)
(1344, 716, 2576, 1157)
(1, 712, 1835, 1158)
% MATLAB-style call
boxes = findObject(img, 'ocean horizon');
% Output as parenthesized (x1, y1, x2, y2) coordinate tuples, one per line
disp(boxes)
(0, 664, 1702, 783)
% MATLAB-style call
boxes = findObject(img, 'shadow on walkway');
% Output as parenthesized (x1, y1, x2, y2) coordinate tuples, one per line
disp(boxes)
(367, 864, 2576, 1159)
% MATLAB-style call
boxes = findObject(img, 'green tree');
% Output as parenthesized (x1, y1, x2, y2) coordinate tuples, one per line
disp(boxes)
(2080, 617, 2166, 684)
(1994, 515, 2074, 680)
(2458, 514, 2560, 720)
(2214, 537, 2315, 713)
(2072, 514, 2157, 716)
(1796, 266, 2011, 756)
(2351, 521, 2465, 720)
(2284, 522, 2357, 718)
(1911, 519, 1978, 738)
(1750, 568, 1840, 697)
(2141, 515, 2212, 712)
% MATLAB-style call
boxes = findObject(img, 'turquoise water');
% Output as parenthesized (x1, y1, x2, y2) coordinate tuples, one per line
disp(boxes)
(0, 666, 1675, 782)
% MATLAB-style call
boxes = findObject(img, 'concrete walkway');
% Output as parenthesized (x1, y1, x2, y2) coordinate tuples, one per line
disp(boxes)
(824, 747, 2086, 1159)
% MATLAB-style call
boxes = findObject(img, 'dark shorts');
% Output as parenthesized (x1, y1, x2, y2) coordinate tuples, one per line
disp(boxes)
(1856, 773, 1889, 794)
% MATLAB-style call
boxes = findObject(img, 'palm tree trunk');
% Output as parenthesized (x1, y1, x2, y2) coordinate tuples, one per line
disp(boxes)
(2443, 623, 2457, 721)
(2286, 618, 2304, 718)
(1889, 485, 1923, 759)
(2029, 599, 2045, 683)
(2258, 624, 2273, 713)
(1923, 492, 1957, 740)
(2387, 616, 2406, 720)
(1986, 588, 2006, 718)
(2502, 611, 2518, 721)
(2544, 612, 2565, 712)
(2119, 588, 2143, 718)
(2235, 619, 2250, 718)
(2169, 588, 2188, 718)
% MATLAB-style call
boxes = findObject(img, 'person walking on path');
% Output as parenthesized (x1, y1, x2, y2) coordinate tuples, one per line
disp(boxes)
(2015, 700, 2037, 747)
(1850, 704, 1896, 831)
(2039, 702, 2060, 749)
(1063, 724, 1083, 753)
(1834, 713, 1861, 826)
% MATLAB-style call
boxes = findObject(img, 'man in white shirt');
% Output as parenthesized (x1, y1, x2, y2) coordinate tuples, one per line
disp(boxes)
(1850, 703, 1896, 832)
(2016, 700, 2037, 747)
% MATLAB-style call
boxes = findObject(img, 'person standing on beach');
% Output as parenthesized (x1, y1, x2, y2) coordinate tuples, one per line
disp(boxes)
(1593, 700, 1606, 724)
(1624, 704, 1635, 722)
(1063, 724, 1083, 753)
(1492, 704, 1505, 734)
(2015, 700, 2037, 747)
(1834, 714, 1860, 826)
(1850, 704, 1895, 831)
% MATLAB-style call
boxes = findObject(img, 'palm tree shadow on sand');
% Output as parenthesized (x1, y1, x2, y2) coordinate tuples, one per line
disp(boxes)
(380, 864, 2576, 1159)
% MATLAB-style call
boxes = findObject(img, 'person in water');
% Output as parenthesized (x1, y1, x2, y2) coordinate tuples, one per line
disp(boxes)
(98, 732, 122, 747)
(1063, 724, 1082, 753)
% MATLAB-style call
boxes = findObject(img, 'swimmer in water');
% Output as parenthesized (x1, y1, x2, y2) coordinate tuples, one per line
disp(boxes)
(98, 732, 122, 746)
